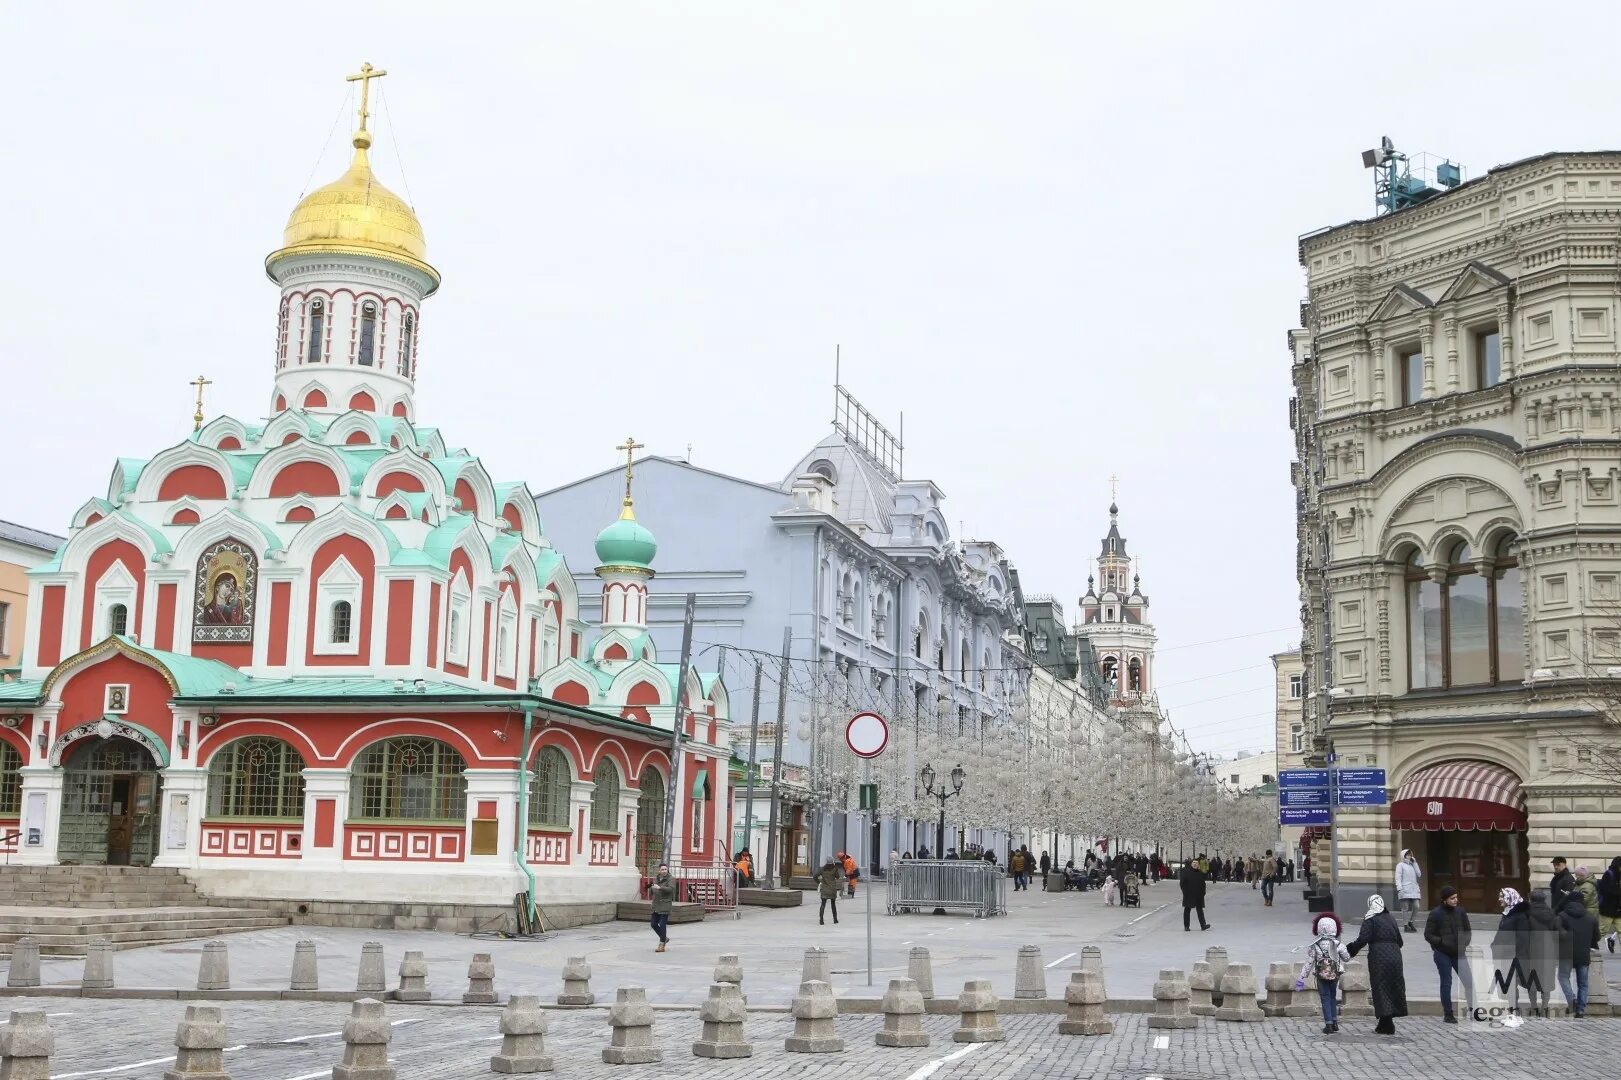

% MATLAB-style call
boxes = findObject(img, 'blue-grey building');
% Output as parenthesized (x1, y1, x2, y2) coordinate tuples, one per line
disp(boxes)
(537, 400, 1033, 878)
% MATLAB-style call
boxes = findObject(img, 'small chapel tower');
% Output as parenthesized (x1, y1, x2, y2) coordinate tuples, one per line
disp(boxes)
(1075, 497, 1158, 704)
(593, 437, 658, 633)
(265, 63, 439, 423)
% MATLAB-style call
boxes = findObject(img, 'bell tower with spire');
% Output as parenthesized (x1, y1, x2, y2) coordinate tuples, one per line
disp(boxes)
(265, 62, 439, 424)
(1075, 490, 1158, 706)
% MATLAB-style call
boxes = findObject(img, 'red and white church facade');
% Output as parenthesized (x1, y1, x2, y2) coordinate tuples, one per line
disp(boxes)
(0, 69, 732, 917)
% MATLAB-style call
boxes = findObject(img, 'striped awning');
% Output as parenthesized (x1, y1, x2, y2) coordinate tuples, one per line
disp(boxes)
(1390, 760, 1526, 832)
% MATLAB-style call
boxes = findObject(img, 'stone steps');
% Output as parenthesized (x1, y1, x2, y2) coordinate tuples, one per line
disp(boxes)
(0, 867, 211, 908)
(0, 910, 286, 956)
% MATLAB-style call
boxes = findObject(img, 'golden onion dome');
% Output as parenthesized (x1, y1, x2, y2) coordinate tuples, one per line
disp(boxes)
(265, 131, 440, 294)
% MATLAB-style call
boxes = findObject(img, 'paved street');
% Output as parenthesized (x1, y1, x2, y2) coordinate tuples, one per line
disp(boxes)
(22, 878, 1613, 1008)
(6, 993, 1611, 1080)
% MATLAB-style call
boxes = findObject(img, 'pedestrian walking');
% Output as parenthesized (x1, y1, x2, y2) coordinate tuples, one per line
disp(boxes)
(1572, 865, 1600, 950)
(1598, 855, 1621, 953)
(1009, 848, 1028, 891)
(1295, 913, 1350, 1034)
(1260, 850, 1278, 907)
(1346, 895, 1408, 1035)
(1179, 861, 1209, 931)
(1395, 849, 1422, 931)
(1039, 850, 1051, 887)
(817, 858, 842, 925)
(1558, 891, 1597, 1017)
(1550, 856, 1575, 911)
(1423, 885, 1474, 1022)
(840, 850, 859, 897)
(648, 863, 676, 953)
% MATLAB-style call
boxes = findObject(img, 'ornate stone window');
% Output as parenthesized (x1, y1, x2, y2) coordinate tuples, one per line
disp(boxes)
(589, 758, 621, 833)
(0, 742, 21, 816)
(1405, 536, 1522, 690)
(329, 600, 353, 645)
(528, 746, 572, 829)
(399, 312, 415, 378)
(307, 299, 325, 363)
(207, 737, 307, 818)
(106, 603, 129, 638)
(349, 737, 466, 821)
(357, 301, 378, 366)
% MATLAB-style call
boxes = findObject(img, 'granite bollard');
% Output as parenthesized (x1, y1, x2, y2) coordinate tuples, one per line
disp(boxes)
(1057, 970, 1113, 1036)
(1078, 945, 1103, 974)
(602, 987, 660, 1065)
(800, 947, 831, 985)
(1588, 953, 1612, 1016)
(1340, 957, 1373, 1017)
(333, 999, 395, 1080)
(0, 1010, 52, 1080)
(395, 951, 429, 1003)
(875, 977, 929, 1048)
(196, 942, 230, 992)
(5, 940, 39, 990)
(82, 939, 114, 991)
(356, 942, 386, 995)
(1214, 963, 1265, 1022)
(558, 957, 594, 1006)
(1147, 968, 1197, 1029)
(1204, 946, 1229, 1007)
(290, 941, 318, 992)
(784, 980, 843, 1053)
(952, 979, 1005, 1043)
(907, 947, 935, 999)
(691, 983, 751, 1059)
(1013, 944, 1046, 999)
(464, 954, 497, 1004)
(713, 954, 743, 987)
(1188, 961, 1216, 1016)
(163, 1005, 230, 1080)
(1261, 961, 1310, 1017)
(489, 995, 552, 1074)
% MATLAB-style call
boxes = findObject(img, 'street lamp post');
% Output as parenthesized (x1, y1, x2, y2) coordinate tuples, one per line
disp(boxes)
(920, 763, 965, 855)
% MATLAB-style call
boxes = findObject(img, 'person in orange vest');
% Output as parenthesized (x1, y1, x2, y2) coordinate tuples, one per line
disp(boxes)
(840, 851, 860, 897)
(733, 849, 754, 888)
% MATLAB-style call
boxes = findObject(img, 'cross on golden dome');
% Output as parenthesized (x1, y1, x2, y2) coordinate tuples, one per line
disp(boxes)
(616, 436, 645, 517)
(345, 62, 387, 142)
(190, 374, 212, 433)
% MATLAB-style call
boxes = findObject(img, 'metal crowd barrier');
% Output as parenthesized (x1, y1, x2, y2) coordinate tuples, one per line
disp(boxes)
(885, 858, 1008, 917)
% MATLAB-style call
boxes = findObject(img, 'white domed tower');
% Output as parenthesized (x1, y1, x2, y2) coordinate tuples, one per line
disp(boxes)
(1075, 500, 1158, 706)
(265, 64, 438, 424)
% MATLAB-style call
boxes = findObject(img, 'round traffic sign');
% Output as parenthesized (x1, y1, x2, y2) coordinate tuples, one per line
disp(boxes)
(845, 711, 889, 758)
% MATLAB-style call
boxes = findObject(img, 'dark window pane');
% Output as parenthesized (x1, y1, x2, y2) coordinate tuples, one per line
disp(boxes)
(1449, 571, 1491, 685)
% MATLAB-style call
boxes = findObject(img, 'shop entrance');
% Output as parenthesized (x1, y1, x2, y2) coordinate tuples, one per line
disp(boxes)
(59, 737, 162, 866)
(1417, 829, 1529, 913)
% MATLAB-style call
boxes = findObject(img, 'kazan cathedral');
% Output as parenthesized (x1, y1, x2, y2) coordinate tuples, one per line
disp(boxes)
(0, 67, 730, 927)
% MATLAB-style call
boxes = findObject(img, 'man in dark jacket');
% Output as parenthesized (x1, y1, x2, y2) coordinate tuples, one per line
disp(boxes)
(1550, 856, 1576, 911)
(1599, 855, 1621, 953)
(1180, 863, 1210, 931)
(648, 864, 676, 953)
(1558, 892, 1597, 1017)
(1423, 885, 1474, 1021)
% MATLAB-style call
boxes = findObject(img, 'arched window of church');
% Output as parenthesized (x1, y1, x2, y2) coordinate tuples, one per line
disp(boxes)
(106, 603, 129, 638)
(399, 313, 415, 377)
(330, 600, 353, 645)
(1128, 658, 1143, 692)
(307, 299, 325, 362)
(528, 746, 572, 829)
(589, 757, 621, 833)
(358, 302, 378, 366)
(350, 737, 466, 821)
(207, 736, 307, 818)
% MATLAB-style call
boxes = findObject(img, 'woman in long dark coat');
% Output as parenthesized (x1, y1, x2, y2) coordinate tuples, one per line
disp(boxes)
(1346, 893, 1408, 1034)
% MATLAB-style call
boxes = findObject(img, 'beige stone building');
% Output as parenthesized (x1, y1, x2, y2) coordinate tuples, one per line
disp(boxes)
(0, 521, 64, 676)
(1271, 649, 1306, 855)
(1291, 151, 1621, 915)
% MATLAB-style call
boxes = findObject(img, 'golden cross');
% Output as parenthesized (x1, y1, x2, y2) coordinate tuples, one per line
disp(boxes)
(1109, 473, 1119, 502)
(345, 62, 388, 135)
(190, 375, 213, 432)
(616, 435, 645, 508)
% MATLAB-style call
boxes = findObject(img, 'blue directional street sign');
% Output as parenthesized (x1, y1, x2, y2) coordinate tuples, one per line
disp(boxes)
(1337, 768, 1387, 789)
(1279, 788, 1331, 808)
(1280, 806, 1332, 826)
(1278, 769, 1330, 790)
(1336, 786, 1389, 807)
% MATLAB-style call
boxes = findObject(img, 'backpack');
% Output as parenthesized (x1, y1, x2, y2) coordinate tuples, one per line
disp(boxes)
(1312, 939, 1342, 982)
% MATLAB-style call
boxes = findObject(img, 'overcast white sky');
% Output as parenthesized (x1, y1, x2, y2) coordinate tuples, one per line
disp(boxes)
(4, 3, 1609, 756)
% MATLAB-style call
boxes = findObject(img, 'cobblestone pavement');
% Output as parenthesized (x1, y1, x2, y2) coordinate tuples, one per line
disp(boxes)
(7, 995, 1609, 1079)
(23, 880, 1617, 1009)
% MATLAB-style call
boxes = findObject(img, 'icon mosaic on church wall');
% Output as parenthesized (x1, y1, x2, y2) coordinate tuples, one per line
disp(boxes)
(193, 539, 257, 643)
